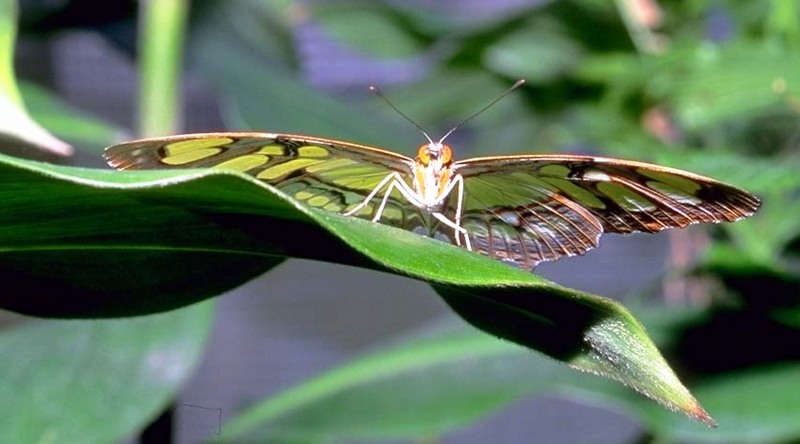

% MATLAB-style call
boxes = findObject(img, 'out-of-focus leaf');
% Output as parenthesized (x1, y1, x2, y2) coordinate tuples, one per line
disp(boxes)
(311, 1, 542, 40)
(0, 0, 21, 106)
(765, 0, 800, 45)
(647, 41, 800, 130)
(218, 322, 558, 442)
(0, 0, 71, 156)
(640, 364, 800, 444)
(388, 70, 511, 127)
(0, 301, 214, 444)
(188, 4, 416, 151)
(313, 4, 424, 58)
(0, 91, 73, 156)
(218, 296, 800, 443)
(20, 82, 123, 150)
(192, 0, 297, 68)
(574, 52, 644, 94)
(484, 25, 584, 82)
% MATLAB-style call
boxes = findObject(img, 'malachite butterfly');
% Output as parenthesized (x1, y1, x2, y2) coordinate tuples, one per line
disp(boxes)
(104, 130, 760, 270)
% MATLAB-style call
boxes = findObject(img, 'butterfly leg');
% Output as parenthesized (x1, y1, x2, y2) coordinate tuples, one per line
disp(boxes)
(452, 175, 468, 249)
(344, 172, 423, 222)
(372, 174, 425, 223)
(343, 172, 404, 218)
(432, 174, 471, 250)
(431, 212, 471, 250)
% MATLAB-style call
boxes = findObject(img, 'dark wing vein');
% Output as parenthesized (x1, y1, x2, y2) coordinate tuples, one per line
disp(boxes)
(451, 171, 604, 269)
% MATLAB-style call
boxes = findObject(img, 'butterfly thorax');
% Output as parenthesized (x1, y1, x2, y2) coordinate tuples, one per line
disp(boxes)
(413, 143, 455, 209)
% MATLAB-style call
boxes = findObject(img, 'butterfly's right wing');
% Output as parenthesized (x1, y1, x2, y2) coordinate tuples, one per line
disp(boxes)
(104, 132, 425, 230)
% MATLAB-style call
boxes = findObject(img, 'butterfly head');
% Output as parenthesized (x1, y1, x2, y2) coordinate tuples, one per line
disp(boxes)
(416, 142, 453, 168)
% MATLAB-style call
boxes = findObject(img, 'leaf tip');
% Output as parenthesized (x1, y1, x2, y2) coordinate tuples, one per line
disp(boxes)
(688, 401, 717, 428)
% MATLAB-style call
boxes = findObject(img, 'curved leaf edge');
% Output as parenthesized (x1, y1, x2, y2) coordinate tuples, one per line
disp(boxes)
(0, 153, 714, 425)
(0, 152, 568, 287)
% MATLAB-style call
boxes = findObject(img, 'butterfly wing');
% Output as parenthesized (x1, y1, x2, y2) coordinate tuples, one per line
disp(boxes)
(105, 135, 761, 269)
(451, 154, 761, 269)
(104, 132, 424, 229)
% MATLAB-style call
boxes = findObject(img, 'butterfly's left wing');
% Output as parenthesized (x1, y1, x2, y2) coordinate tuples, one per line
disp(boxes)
(450, 154, 761, 269)
(104, 132, 425, 230)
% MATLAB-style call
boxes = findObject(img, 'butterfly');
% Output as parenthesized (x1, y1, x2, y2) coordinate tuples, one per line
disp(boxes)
(104, 131, 760, 270)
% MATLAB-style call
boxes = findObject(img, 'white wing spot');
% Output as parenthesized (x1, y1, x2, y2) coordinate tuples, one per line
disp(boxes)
(580, 168, 612, 181)
(498, 211, 521, 226)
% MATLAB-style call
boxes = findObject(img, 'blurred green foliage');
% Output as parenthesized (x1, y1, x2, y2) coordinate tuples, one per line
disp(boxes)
(1, 0, 799, 443)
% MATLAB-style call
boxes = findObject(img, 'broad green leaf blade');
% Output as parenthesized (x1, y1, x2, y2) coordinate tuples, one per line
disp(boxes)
(0, 301, 214, 444)
(1, 249, 282, 317)
(433, 284, 715, 427)
(0, 156, 293, 317)
(0, 153, 713, 424)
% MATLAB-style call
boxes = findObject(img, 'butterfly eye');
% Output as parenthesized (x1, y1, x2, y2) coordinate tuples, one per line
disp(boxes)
(440, 145, 453, 164)
(416, 145, 431, 165)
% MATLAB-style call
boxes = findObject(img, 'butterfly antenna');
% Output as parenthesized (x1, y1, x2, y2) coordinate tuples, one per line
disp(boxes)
(438, 79, 526, 144)
(369, 85, 435, 145)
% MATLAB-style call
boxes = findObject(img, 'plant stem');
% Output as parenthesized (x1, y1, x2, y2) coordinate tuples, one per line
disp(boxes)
(138, 0, 189, 137)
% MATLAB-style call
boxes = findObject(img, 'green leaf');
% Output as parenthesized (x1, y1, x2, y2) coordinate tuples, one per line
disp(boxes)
(387, 70, 524, 141)
(540, 306, 800, 444)
(20, 82, 123, 150)
(218, 322, 556, 442)
(219, 297, 800, 443)
(484, 25, 584, 82)
(313, 4, 424, 58)
(0, 153, 715, 426)
(0, 0, 21, 106)
(0, 158, 288, 317)
(638, 364, 800, 444)
(0, 91, 73, 156)
(647, 41, 800, 130)
(188, 10, 416, 152)
(0, 301, 214, 444)
(0, 0, 72, 156)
